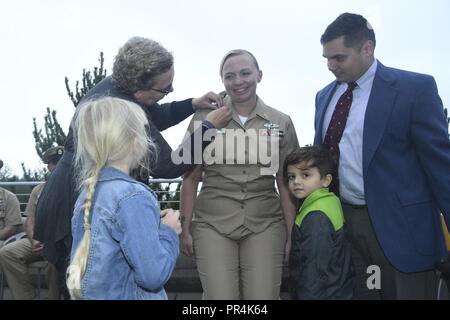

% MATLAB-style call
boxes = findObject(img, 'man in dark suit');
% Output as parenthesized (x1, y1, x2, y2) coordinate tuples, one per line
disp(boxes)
(314, 13, 450, 299)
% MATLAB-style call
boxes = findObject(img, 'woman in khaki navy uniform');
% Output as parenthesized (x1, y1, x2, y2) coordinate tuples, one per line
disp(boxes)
(180, 50, 299, 299)
(0, 147, 62, 299)
(0, 160, 23, 247)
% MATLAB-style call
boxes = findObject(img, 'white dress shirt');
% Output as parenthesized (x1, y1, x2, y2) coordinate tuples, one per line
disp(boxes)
(322, 60, 378, 205)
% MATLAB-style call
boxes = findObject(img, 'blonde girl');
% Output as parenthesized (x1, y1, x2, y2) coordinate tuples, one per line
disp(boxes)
(66, 97, 181, 299)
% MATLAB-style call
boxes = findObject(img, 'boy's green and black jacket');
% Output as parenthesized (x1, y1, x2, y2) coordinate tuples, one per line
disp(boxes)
(289, 187, 354, 300)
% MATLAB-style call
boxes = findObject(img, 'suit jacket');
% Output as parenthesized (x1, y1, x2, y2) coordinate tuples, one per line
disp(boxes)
(314, 61, 450, 272)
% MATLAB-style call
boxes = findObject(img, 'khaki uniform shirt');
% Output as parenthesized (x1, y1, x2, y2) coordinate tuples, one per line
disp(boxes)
(0, 187, 23, 231)
(186, 96, 299, 234)
(24, 183, 45, 219)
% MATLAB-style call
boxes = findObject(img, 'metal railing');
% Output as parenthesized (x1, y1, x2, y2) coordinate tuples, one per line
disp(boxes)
(0, 179, 183, 213)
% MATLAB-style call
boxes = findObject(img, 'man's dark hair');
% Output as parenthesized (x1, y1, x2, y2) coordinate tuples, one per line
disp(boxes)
(283, 145, 337, 180)
(320, 12, 376, 49)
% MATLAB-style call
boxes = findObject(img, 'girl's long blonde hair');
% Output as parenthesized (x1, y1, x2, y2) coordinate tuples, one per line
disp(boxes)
(66, 97, 156, 298)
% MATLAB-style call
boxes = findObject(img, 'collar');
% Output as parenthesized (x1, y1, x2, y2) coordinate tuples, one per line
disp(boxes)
(336, 59, 377, 91)
(225, 95, 271, 125)
(98, 166, 155, 194)
(355, 59, 377, 90)
(299, 187, 332, 212)
(98, 166, 136, 183)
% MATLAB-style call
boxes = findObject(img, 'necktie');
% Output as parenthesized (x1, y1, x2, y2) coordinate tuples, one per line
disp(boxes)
(323, 82, 357, 196)
(323, 82, 358, 154)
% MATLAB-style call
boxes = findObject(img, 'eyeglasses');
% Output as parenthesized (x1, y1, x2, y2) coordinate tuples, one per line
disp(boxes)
(149, 84, 173, 95)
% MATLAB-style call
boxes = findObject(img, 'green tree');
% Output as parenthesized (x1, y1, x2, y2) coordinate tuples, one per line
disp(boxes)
(65, 52, 107, 107)
(150, 182, 181, 210)
(20, 163, 47, 181)
(0, 164, 20, 182)
(33, 52, 107, 157)
(26, 52, 107, 181)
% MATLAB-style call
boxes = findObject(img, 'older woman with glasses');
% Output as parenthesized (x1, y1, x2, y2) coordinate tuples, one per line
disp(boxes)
(34, 36, 232, 299)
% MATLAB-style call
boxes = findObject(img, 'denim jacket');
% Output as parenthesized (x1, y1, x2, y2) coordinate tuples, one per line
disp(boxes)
(70, 166, 179, 299)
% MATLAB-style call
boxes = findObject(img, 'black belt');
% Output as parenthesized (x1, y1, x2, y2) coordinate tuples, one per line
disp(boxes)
(342, 202, 368, 210)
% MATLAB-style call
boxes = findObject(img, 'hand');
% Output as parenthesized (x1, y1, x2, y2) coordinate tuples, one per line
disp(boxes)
(31, 239, 44, 254)
(161, 209, 182, 235)
(205, 106, 232, 129)
(192, 91, 224, 110)
(160, 208, 172, 218)
(181, 230, 194, 257)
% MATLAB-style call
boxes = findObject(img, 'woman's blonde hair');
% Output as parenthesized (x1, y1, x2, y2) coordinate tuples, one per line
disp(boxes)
(219, 49, 260, 77)
(66, 97, 157, 298)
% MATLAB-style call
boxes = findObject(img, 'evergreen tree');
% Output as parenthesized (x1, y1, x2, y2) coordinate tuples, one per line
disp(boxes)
(149, 182, 181, 210)
(0, 164, 19, 182)
(65, 52, 107, 107)
(170, 182, 181, 210)
(20, 162, 46, 181)
(32, 108, 66, 160)
(26, 52, 107, 180)
(33, 52, 107, 155)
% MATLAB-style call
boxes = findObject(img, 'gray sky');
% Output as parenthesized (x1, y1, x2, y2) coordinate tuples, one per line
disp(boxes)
(1, 0, 449, 175)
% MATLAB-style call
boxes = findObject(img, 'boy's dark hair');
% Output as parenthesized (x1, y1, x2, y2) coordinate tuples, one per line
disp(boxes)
(283, 145, 337, 179)
(320, 12, 376, 49)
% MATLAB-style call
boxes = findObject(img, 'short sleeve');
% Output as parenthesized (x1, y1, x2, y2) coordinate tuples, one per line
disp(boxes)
(24, 183, 45, 218)
(4, 190, 23, 226)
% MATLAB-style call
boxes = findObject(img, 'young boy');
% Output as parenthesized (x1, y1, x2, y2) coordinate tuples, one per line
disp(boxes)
(283, 145, 353, 299)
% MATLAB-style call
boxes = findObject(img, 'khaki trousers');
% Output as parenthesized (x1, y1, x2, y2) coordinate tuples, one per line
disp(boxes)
(192, 221, 286, 300)
(0, 238, 60, 299)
